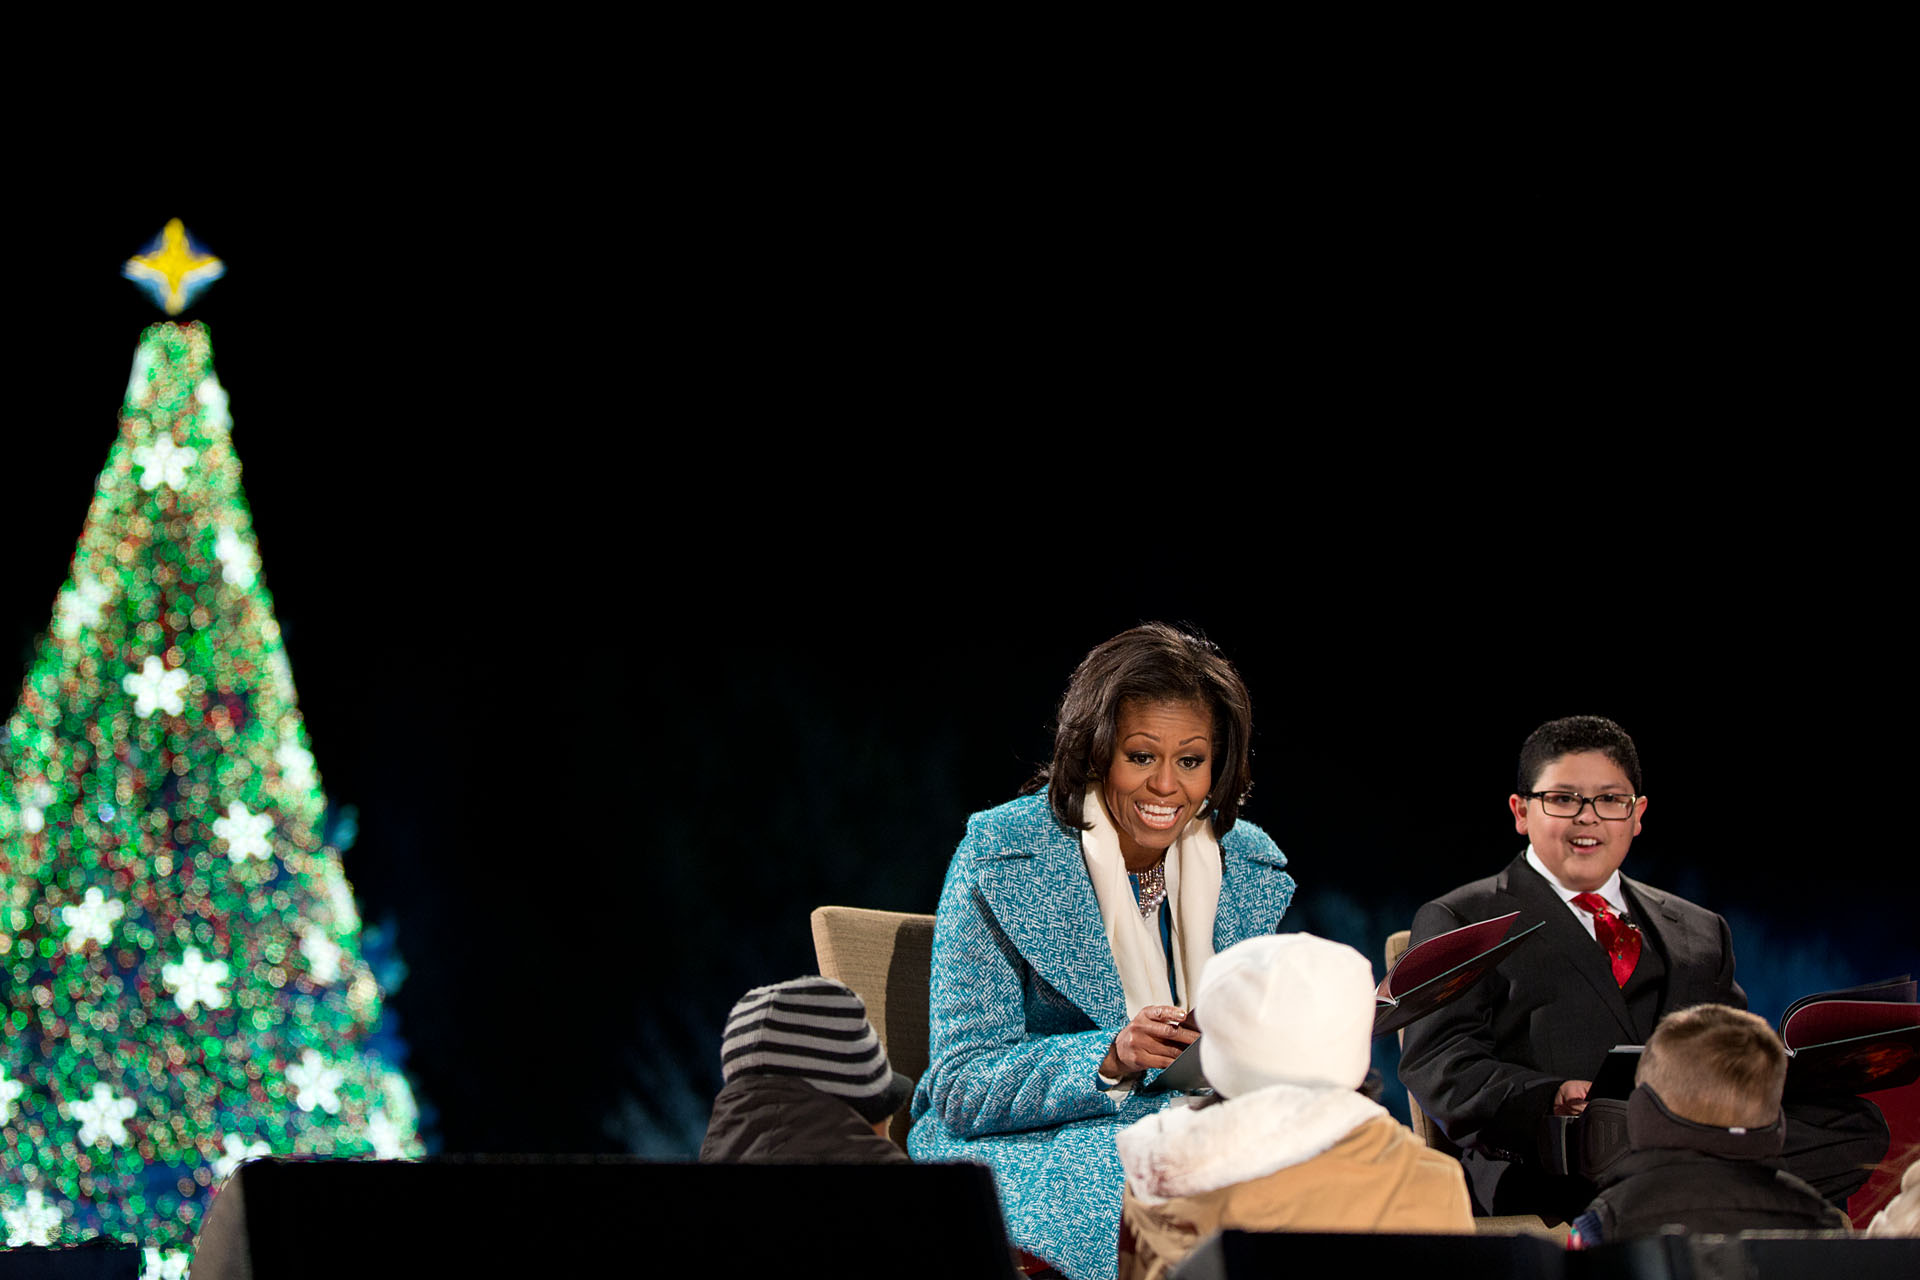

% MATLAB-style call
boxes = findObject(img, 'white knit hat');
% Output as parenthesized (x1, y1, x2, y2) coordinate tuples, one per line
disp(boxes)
(1196, 933, 1375, 1098)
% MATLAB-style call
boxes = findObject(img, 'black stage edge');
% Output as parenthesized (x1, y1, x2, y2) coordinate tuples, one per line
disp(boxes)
(1173, 1229, 1920, 1280)
(0, 1240, 139, 1279)
(192, 1156, 1019, 1277)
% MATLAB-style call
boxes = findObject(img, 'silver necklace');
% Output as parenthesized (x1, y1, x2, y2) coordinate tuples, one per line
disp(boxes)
(1135, 859, 1167, 915)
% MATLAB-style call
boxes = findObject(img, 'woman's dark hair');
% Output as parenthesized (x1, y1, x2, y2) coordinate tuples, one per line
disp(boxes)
(1027, 623, 1255, 837)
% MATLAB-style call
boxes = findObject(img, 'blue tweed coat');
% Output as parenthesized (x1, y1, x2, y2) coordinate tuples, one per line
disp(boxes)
(908, 792, 1295, 1280)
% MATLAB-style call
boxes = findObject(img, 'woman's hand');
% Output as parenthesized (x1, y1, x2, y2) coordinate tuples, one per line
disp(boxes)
(1101, 1005, 1199, 1080)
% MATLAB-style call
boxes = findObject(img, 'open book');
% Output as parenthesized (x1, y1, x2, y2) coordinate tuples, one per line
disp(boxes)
(1586, 975, 1919, 1102)
(1374, 911, 1543, 1036)
(1778, 975, 1920, 1098)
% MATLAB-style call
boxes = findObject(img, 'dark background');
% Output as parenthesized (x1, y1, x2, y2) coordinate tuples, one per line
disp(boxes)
(3, 157, 1906, 1156)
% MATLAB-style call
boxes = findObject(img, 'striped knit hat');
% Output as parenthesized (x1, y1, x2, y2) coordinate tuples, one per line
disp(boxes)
(719, 977, 913, 1123)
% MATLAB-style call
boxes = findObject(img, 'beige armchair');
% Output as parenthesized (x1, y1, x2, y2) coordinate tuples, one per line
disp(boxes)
(1386, 928, 1568, 1240)
(1386, 929, 1459, 1157)
(809, 906, 936, 1151)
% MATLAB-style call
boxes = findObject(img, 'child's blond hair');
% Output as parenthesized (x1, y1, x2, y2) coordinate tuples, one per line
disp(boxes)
(1635, 1003, 1786, 1130)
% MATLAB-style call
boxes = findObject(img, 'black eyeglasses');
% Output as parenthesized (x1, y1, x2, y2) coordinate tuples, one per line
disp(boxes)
(1521, 791, 1640, 820)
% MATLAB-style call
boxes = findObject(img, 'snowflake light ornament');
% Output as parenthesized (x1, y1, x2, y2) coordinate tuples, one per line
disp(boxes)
(3, 1188, 63, 1247)
(130, 436, 198, 492)
(286, 1050, 344, 1114)
(142, 1248, 192, 1280)
(366, 1108, 406, 1159)
(162, 946, 231, 1014)
(124, 343, 157, 405)
(53, 575, 112, 638)
(195, 377, 230, 431)
(213, 1132, 271, 1180)
(381, 1071, 421, 1131)
(18, 781, 55, 835)
(268, 648, 296, 701)
(300, 926, 342, 983)
(72, 1083, 137, 1147)
(214, 525, 257, 588)
(123, 655, 189, 719)
(61, 887, 125, 951)
(276, 739, 317, 793)
(325, 863, 361, 932)
(0, 1065, 24, 1123)
(213, 801, 274, 862)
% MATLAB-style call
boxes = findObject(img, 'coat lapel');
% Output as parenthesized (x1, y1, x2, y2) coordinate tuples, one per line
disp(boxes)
(1621, 876, 1692, 1002)
(1213, 838, 1294, 951)
(973, 815, 1129, 1028)
(1499, 852, 1639, 1043)
(972, 807, 1294, 1029)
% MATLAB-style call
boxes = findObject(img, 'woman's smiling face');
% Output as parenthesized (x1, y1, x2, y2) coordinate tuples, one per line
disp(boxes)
(1100, 699, 1214, 870)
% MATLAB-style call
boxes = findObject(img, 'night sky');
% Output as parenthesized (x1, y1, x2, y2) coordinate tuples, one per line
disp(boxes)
(5, 175, 1906, 1159)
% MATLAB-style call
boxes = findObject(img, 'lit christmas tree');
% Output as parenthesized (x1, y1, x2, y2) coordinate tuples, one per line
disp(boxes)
(0, 314, 419, 1265)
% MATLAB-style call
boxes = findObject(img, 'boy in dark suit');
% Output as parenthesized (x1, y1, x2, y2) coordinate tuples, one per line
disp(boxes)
(1398, 716, 1883, 1222)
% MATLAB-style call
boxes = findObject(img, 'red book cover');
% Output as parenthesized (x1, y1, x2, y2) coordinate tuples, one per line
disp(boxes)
(1375, 911, 1543, 1037)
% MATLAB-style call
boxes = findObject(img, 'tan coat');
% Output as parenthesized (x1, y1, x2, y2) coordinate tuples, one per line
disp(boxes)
(1119, 1115, 1472, 1280)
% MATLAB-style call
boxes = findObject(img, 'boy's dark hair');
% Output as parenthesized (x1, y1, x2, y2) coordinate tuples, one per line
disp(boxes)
(1517, 715, 1643, 794)
(1635, 1003, 1787, 1130)
(1031, 623, 1254, 838)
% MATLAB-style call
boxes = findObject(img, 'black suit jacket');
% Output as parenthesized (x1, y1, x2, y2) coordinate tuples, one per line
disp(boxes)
(1398, 852, 1741, 1214)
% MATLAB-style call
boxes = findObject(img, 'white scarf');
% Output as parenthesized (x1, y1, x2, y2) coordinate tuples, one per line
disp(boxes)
(1080, 785, 1224, 1017)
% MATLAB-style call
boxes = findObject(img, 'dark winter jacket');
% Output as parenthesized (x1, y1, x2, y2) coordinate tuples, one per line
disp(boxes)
(699, 1074, 910, 1165)
(1569, 1085, 1849, 1246)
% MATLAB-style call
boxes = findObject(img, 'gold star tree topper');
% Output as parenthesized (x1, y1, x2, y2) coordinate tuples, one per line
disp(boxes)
(124, 219, 225, 315)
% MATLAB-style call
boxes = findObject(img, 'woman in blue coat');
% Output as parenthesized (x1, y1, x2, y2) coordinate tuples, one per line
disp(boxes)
(908, 624, 1296, 1280)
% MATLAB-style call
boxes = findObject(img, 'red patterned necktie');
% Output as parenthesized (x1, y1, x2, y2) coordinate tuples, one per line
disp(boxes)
(1572, 892, 1642, 986)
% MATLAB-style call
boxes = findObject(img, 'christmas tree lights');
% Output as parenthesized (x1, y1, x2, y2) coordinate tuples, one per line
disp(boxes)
(1, 322, 419, 1264)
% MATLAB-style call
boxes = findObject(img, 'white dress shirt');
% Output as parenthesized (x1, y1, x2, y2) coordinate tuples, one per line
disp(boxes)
(1524, 846, 1630, 943)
